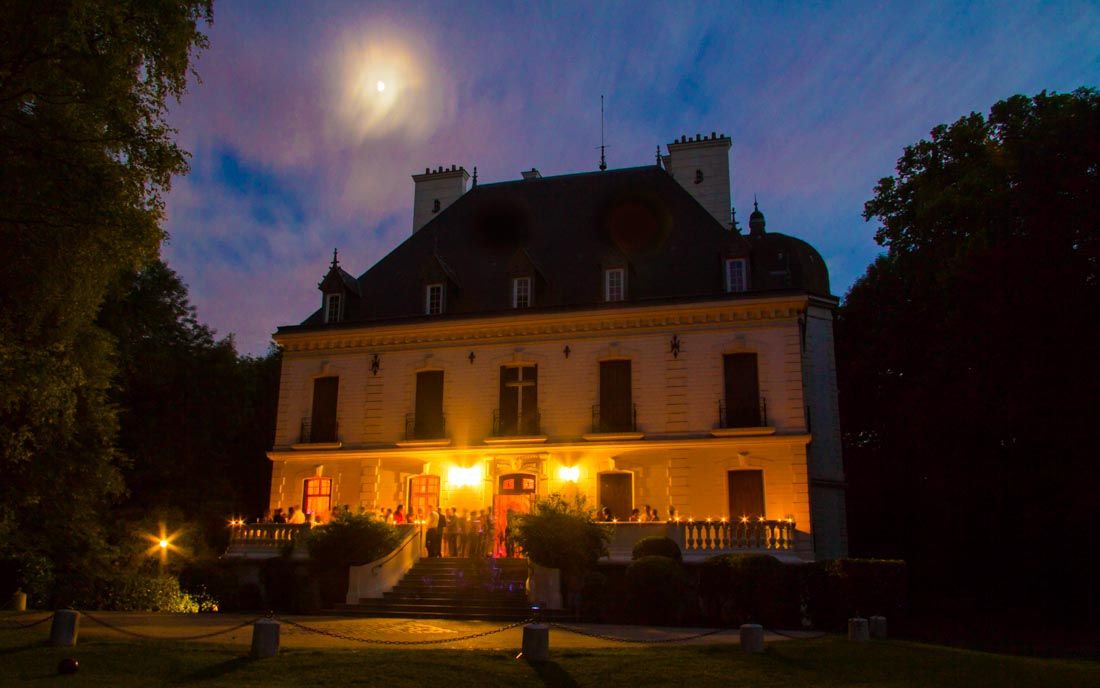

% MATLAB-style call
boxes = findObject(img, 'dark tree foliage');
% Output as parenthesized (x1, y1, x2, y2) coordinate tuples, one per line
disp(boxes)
(0, 0, 211, 603)
(840, 89, 1099, 625)
(98, 261, 280, 546)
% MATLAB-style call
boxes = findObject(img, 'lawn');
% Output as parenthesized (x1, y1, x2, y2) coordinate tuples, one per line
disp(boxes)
(1, 631, 1096, 687)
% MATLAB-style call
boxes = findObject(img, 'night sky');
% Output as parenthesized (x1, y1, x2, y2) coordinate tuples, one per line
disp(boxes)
(162, 1, 1099, 355)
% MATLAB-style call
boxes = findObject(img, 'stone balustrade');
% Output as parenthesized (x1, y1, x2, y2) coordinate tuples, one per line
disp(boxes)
(225, 523, 310, 559)
(676, 518, 796, 554)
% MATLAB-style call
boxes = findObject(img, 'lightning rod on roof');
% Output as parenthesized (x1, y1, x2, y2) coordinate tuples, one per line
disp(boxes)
(599, 95, 607, 171)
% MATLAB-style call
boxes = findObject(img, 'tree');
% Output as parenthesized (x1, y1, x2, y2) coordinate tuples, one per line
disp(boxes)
(840, 89, 1099, 625)
(0, 0, 211, 604)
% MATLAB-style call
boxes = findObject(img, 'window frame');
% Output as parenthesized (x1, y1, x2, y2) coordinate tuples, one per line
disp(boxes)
(425, 283, 444, 315)
(512, 276, 532, 308)
(302, 476, 333, 519)
(604, 268, 625, 302)
(725, 258, 748, 292)
(324, 293, 343, 323)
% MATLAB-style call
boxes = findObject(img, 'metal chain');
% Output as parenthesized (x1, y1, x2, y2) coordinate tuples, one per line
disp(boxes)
(549, 622, 730, 644)
(79, 610, 262, 641)
(277, 615, 533, 646)
(0, 613, 54, 630)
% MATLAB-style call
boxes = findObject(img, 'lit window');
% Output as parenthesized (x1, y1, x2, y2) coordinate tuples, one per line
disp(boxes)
(302, 477, 332, 519)
(324, 293, 343, 323)
(425, 283, 444, 315)
(605, 268, 625, 302)
(513, 277, 531, 308)
(725, 258, 747, 292)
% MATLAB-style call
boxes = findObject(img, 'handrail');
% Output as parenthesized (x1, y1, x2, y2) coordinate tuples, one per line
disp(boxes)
(370, 524, 420, 575)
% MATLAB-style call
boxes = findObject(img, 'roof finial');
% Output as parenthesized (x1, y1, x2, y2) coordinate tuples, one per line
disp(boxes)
(472, 165, 478, 188)
(330, 247, 339, 269)
(753, 194, 759, 213)
(655, 145, 662, 169)
(599, 95, 607, 171)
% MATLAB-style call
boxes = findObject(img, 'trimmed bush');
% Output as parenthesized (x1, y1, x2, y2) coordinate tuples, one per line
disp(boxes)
(80, 572, 200, 612)
(626, 555, 687, 625)
(699, 553, 798, 627)
(305, 511, 401, 606)
(632, 536, 682, 562)
(805, 558, 907, 630)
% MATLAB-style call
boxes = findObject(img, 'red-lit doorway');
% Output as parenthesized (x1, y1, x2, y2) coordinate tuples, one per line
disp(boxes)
(493, 473, 536, 558)
(408, 474, 440, 521)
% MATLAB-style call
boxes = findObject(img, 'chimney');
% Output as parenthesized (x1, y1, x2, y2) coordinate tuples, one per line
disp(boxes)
(521, 168, 541, 180)
(665, 132, 732, 228)
(411, 165, 470, 233)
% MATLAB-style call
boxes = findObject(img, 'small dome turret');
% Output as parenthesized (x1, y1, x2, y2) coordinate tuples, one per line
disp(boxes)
(748, 197, 766, 237)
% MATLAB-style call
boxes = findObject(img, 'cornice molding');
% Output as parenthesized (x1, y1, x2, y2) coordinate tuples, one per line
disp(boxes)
(274, 296, 812, 354)
(267, 432, 812, 463)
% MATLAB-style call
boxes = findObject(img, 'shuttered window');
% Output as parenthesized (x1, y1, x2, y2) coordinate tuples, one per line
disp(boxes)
(310, 377, 339, 442)
(414, 370, 445, 439)
(723, 353, 760, 427)
(599, 360, 633, 432)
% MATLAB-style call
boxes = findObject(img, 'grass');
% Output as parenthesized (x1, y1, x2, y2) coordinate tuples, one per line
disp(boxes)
(1, 632, 1097, 687)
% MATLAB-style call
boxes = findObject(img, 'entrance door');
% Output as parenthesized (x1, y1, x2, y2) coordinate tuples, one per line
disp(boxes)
(494, 473, 536, 557)
(598, 472, 633, 521)
(408, 474, 440, 521)
(727, 470, 765, 520)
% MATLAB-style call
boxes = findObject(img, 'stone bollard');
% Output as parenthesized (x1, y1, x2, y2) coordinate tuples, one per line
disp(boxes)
(250, 618, 280, 659)
(739, 624, 765, 653)
(8, 590, 26, 612)
(519, 623, 549, 663)
(49, 609, 80, 647)
(848, 617, 869, 642)
(869, 616, 887, 639)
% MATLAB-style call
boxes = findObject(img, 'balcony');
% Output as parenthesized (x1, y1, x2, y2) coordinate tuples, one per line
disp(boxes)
(398, 412, 451, 447)
(224, 523, 310, 559)
(294, 416, 341, 448)
(584, 403, 642, 441)
(602, 519, 799, 562)
(485, 408, 547, 445)
(712, 398, 774, 437)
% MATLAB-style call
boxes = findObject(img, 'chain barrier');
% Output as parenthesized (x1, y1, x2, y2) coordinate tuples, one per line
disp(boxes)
(766, 627, 827, 640)
(79, 610, 263, 641)
(549, 622, 730, 644)
(276, 615, 534, 646)
(0, 613, 54, 630)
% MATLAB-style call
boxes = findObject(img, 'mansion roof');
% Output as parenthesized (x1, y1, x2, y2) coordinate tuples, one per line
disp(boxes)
(280, 165, 831, 333)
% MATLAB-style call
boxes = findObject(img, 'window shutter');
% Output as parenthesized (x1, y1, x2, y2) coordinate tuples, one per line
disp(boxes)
(723, 353, 760, 427)
(415, 370, 445, 438)
(727, 470, 765, 520)
(599, 360, 632, 431)
(310, 377, 339, 442)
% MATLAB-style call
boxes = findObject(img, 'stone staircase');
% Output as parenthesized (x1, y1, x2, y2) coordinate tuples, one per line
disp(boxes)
(337, 557, 533, 620)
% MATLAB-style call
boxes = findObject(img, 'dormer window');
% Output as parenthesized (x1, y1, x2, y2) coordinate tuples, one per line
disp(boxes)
(425, 283, 444, 315)
(512, 277, 531, 308)
(605, 268, 625, 302)
(324, 293, 343, 323)
(725, 258, 747, 292)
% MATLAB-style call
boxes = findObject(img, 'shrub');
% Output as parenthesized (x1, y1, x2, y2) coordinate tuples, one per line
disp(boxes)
(632, 536, 682, 562)
(626, 556, 687, 625)
(513, 494, 611, 576)
(699, 553, 797, 627)
(305, 512, 400, 567)
(805, 558, 907, 630)
(81, 572, 199, 612)
(179, 558, 242, 611)
(304, 512, 400, 607)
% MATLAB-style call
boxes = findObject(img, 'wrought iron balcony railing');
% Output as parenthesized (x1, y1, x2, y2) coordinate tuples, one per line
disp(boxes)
(717, 397, 768, 429)
(299, 417, 339, 443)
(491, 407, 542, 436)
(404, 412, 447, 440)
(591, 403, 637, 433)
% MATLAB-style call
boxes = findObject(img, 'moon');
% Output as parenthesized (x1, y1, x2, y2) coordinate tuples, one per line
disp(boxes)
(376, 80, 386, 92)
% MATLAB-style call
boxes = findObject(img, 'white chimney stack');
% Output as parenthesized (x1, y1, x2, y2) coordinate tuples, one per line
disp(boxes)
(411, 165, 469, 233)
(665, 132, 732, 228)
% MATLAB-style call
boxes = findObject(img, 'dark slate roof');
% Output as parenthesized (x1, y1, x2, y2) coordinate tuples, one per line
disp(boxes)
(285, 166, 831, 331)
